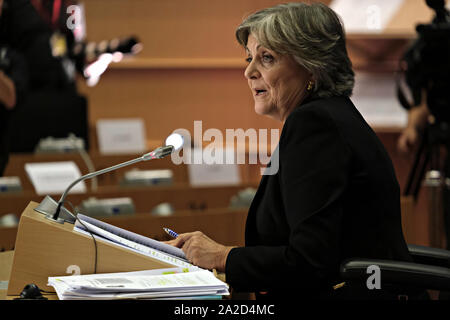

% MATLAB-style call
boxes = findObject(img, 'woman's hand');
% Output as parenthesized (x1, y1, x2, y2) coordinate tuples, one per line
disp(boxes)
(166, 231, 234, 272)
(397, 125, 419, 154)
(397, 103, 430, 155)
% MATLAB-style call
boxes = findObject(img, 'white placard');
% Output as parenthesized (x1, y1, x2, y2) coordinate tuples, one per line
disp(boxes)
(187, 149, 241, 187)
(351, 71, 407, 128)
(96, 118, 146, 155)
(25, 161, 86, 196)
(330, 0, 404, 33)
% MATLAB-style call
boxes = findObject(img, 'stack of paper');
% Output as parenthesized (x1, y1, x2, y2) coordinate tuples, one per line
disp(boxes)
(48, 268, 229, 300)
(73, 213, 194, 269)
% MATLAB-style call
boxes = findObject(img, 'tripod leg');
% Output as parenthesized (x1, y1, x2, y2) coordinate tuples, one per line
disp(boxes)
(405, 129, 429, 200)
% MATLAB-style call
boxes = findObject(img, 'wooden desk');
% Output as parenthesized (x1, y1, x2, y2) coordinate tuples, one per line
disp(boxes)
(4, 152, 264, 191)
(0, 184, 253, 252)
(1, 207, 247, 251)
(1, 197, 420, 253)
(0, 251, 13, 300)
(0, 251, 55, 300)
(0, 183, 257, 216)
(4, 153, 188, 190)
(1, 250, 233, 301)
(2, 203, 246, 299)
(0, 251, 13, 281)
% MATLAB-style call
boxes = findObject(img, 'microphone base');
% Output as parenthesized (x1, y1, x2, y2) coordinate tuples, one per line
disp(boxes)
(34, 195, 76, 224)
(44, 215, 65, 224)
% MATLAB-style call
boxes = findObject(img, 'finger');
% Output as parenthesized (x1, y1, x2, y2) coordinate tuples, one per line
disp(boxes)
(169, 236, 186, 248)
(164, 235, 185, 248)
(169, 232, 198, 248)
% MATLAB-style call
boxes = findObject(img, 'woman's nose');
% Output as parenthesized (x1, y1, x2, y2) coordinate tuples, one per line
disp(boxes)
(244, 61, 260, 80)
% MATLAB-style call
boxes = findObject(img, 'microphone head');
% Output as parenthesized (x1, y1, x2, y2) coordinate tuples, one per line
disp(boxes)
(142, 133, 184, 161)
(165, 133, 184, 151)
(155, 145, 174, 158)
(143, 145, 174, 160)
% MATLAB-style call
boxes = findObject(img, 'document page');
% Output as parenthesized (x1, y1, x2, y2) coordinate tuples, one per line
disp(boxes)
(74, 221, 193, 268)
(75, 213, 185, 259)
(59, 270, 225, 292)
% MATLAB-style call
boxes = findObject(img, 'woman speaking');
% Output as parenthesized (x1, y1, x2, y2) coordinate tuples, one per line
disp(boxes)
(168, 2, 415, 299)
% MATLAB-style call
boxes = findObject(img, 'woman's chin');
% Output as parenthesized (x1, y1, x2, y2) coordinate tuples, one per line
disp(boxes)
(254, 104, 278, 119)
(254, 103, 269, 116)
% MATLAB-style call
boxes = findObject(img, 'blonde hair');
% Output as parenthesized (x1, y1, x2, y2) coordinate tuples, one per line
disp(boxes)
(236, 2, 354, 98)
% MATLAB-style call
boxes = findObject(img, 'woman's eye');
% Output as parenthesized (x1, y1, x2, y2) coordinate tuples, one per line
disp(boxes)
(262, 54, 274, 63)
(245, 57, 252, 63)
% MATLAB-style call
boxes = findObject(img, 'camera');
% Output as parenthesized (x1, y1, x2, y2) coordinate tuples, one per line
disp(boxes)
(399, 0, 450, 122)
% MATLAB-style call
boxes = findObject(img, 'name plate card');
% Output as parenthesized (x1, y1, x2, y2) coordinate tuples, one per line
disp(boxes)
(187, 149, 241, 187)
(97, 118, 147, 155)
(25, 161, 86, 195)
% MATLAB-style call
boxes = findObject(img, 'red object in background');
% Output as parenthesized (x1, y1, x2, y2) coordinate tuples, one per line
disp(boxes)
(30, 0, 77, 31)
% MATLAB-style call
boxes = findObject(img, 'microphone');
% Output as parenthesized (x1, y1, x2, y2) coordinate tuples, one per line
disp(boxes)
(36, 145, 175, 224)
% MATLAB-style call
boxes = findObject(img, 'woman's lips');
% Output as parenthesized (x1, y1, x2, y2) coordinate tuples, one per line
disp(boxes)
(254, 89, 267, 96)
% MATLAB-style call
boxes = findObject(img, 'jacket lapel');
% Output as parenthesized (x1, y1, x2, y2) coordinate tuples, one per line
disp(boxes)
(245, 171, 269, 245)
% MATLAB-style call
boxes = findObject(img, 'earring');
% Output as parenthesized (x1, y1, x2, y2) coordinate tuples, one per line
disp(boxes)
(307, 80, 314, 91)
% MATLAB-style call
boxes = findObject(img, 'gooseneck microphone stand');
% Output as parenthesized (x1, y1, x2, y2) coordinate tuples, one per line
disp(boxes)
(35, 145, 174, 224)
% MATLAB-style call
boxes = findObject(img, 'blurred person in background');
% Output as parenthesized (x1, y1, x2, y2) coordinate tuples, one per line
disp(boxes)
(5, 0, 140, 156)
(5, 0, 90, 155)
(397, 97, 430, 155)
(398, 97, 450, 250)
(397, 0, 450, 249)
(0, 0, 49, 176)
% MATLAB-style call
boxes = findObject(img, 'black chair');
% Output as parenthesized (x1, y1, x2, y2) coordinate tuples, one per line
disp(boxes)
(340, 244, 450, 299)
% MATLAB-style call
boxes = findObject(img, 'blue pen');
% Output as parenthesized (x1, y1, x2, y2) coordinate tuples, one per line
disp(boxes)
(163, 227, 179, 238)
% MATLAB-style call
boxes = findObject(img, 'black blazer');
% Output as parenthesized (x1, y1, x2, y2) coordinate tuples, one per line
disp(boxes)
(225, 96, 412, 299)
